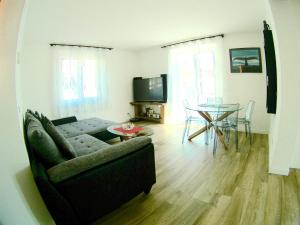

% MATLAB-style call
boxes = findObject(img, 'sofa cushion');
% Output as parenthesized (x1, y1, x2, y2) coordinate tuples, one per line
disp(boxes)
(56, 118, 116, 138)
(47, 137, 152, 183)
(67, 134, 109, 156)
(42, 116, 77, 159)
(27, 117, 66, 168)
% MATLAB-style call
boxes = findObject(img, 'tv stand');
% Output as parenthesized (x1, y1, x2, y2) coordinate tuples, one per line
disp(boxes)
(130, 102, 165, 124)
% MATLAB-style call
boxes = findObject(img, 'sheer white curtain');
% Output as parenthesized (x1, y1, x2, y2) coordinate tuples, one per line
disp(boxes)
(52, 46, 108, 117)
(166, 37, 224, 123)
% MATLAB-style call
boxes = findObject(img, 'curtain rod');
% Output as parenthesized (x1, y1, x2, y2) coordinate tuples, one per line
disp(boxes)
(161, 34, 224, 48)
(50, 43, 113, 50)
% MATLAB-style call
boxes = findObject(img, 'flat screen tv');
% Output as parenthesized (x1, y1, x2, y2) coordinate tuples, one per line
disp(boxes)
(133, 74, 167, 102)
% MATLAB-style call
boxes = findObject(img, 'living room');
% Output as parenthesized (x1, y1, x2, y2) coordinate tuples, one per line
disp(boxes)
(19, 1, 268, 131)
(1, 0, 300, 225)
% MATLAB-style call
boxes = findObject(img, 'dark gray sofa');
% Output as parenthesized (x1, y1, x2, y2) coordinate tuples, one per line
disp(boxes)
(51, 116, 118, 141)
(23, 111, 156, 225)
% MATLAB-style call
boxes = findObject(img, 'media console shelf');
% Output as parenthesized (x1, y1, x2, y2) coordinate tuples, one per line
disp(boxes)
(130, 102, 165, 124)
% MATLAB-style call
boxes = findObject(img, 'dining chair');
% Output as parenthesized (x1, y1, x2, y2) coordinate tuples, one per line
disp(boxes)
(211, 103, 240, 155)
(182, 100, 208, 144)
(207, 97, 223, 105)
(237, 100, 255, 144)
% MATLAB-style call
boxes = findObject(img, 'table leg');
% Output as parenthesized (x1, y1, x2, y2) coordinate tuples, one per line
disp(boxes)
(212, 111, 235, 149)
(214, 127, 228, 149)
(188, 111, 234, 150)
(188, 111, 212, 141)
(188, 124, 212, 140)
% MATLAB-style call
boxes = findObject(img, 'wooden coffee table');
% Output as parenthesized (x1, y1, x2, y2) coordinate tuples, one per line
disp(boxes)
(107, 124, 153, 141)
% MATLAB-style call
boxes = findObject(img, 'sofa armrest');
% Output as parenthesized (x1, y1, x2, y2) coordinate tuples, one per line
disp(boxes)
(51, 116, 78, 126)
(47, 137, 152, 183)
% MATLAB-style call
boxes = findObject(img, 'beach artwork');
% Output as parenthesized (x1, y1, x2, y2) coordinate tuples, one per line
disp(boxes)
(229, 48, 262, 73)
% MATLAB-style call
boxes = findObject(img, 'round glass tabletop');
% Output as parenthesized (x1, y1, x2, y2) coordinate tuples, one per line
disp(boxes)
(186, 104, 242, 113)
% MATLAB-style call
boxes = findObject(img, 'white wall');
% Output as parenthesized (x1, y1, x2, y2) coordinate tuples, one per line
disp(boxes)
(0, 1, 53, 224)
(138, 48, 169, 76)
(223, 32, 269, 134)
(19, 0, 140, 123)
(20, 1, 269, 133)
(137, 32, 270, 133)
(96, 50, 138, 121)
(265, 0, 300, 174)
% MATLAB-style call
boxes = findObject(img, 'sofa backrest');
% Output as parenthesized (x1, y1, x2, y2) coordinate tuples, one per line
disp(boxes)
(25, 112, 67, 168)
(23, 112, 81, 225)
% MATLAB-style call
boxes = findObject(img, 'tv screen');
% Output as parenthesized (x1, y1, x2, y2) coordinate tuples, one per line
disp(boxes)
(133, 75, 167, 102)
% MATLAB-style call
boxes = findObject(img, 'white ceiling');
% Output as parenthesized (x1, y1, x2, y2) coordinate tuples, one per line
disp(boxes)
(24, 0, 267, 50)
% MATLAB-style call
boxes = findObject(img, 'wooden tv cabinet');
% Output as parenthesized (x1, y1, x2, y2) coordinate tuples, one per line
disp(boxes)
(130, 102, 165, 124)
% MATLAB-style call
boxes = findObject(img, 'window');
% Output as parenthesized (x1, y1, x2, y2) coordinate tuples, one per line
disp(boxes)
(167, 38, 224, 123)
(61, 59, 97, 101)
(195, 50, 216, 103)
(53, 47, 107, 116)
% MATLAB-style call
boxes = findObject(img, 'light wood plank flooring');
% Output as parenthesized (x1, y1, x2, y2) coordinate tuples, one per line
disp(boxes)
(94, 123, 300, 225)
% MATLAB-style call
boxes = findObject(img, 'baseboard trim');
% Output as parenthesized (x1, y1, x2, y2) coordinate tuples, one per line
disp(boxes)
(269, 167, 290, 176)
(290, 164, 300, 170)
(252, 129, 269, 134)
(237, 127, 269, 134)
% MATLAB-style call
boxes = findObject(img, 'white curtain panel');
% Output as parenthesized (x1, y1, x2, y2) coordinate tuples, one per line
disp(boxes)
(166, 37, 224, 124)
(52, 46, 108, 117)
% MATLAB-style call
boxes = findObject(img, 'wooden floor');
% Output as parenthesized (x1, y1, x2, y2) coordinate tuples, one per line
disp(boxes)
(94, 123, 300, 225)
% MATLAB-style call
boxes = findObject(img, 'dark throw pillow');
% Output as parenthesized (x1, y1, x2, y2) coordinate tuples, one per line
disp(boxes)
(27, 120, 66, 168)
(26, 109, 41, 121)
(25, 111, 40, 128)
(34, 111, 42, 121)
(42, 116, 77, 159)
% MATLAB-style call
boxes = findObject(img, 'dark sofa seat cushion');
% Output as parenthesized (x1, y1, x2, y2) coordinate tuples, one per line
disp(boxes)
(56, 118, 116, 138)
(42, 116, 77, 159)
(26, 113, 66, 168)
(67, 134, 109, 156)
(47, 137, 152, 183)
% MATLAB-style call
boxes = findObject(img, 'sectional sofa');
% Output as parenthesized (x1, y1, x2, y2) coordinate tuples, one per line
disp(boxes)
(23, 110, 156, 225)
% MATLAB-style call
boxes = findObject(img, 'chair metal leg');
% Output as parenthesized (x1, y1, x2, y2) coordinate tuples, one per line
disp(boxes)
(225, 128, 230, 143)
(245, 123, 248, 137)
(235, 127, 239, 151)
(182, 120, 188, 144)
(210, 127, 213, 140)
(248, 123, 252, 145)
(205, 126, 209, 145)
(186, 120, 191, 137)
(213, 129, 217, 156)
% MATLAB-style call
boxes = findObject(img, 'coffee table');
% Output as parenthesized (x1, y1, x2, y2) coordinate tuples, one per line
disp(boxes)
(107, 124, 153, 141)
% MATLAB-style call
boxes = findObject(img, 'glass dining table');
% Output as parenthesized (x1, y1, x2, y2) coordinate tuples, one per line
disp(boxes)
(186, 104, 242, 149)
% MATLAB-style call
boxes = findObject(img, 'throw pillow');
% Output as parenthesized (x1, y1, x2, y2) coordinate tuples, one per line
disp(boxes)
(42, 116, 77, 159)
(25, 112, 40, 127)
(27, 119, 66, 168)
(26, 109, 41, 121)
(34, 111, 42, 121)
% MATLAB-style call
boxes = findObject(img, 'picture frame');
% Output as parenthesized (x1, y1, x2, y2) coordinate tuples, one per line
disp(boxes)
(229, 48, 262, 73)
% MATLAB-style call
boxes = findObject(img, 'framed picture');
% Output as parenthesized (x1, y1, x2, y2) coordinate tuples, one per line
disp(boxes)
(229, 48, 262, 73)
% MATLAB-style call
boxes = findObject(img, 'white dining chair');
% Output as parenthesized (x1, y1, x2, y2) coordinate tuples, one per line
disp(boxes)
(182, 100, 208, 144)
(238, 100, 255, 144)
(211, 103, 240, 155)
